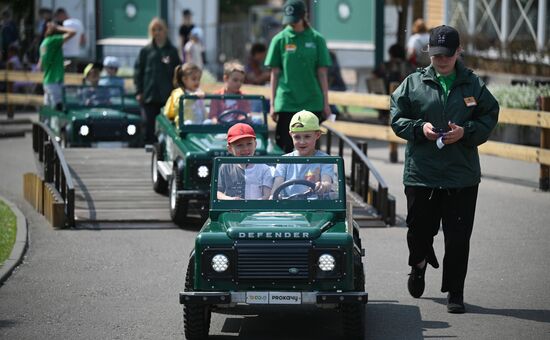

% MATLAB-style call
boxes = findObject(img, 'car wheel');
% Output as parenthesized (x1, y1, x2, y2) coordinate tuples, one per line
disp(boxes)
(183, 257, 211, 340)
(151, 144, 168, 194)
(169, 167, 188, 226)
(342, 256, 366, 340)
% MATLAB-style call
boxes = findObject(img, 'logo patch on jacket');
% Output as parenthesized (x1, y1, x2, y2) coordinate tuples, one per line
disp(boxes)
(463, 96, 477, 107)
(285, 44, 297, 52)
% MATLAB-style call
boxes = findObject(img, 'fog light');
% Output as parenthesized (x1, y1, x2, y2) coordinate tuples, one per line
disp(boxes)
(127, 124, 136, 135)
(79, 125, 89, 136)
(197, 165, 209, 178)
(318, 254, 335, 272)
(212, 254, 229, 272)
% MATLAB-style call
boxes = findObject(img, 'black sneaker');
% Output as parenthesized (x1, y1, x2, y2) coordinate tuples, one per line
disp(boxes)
(407, 264, 427, 298)
(447, 292, 465, 314)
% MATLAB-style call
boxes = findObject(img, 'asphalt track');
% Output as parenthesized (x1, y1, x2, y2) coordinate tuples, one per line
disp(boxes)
(0, 122, 549, 339)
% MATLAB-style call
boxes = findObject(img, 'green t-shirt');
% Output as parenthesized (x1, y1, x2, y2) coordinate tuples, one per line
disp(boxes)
(40, 35, 64, 84)
(265, 26, 332, 112)
(436, 71, 456, 104)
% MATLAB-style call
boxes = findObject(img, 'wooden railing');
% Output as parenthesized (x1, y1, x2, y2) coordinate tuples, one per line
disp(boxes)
(3, 70, 549, 190)
(27, 122, 75, 228)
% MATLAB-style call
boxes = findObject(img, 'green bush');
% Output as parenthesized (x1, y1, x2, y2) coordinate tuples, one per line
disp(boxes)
(489, 84, 550, 109)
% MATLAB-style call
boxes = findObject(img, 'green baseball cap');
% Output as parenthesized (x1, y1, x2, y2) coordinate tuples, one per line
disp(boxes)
(289, 110, 322, 132)
(282, 0, 306, 25)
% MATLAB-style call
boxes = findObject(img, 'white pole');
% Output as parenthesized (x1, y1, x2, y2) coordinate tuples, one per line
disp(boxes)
(468, 0, 476, 53)
(501, 0, 510, 51)
(537, 0, 547, 52)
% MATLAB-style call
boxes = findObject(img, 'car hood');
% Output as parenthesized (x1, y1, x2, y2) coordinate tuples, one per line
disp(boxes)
(219, 211, 335, 240)
(69, 108, 137, 120)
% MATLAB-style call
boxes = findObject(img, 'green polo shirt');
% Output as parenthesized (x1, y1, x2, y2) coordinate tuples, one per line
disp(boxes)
(40, 35, 64, 84)
(265, 26, 332, 112)
(436, 71, 456, 104)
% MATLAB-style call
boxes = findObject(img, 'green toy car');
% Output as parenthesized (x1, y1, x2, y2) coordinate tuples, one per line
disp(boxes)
(39, 85, 143, 147)
(179, 156, 367, 340)
(151, 94, 283, 225)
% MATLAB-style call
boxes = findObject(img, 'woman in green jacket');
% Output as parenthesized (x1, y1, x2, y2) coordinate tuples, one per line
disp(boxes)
(390, 25, 499, 314)
(134, 17, 181, 143)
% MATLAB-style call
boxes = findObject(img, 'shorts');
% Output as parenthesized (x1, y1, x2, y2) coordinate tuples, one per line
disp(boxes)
(43, 83, 63, 108)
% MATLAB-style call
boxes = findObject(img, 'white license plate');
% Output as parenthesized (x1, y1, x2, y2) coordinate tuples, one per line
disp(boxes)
(246, 292, 302, 305)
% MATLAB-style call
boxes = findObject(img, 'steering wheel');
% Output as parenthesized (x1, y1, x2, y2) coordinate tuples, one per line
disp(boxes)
(217, 109, 249, 124)
(272, 179, 316, 200)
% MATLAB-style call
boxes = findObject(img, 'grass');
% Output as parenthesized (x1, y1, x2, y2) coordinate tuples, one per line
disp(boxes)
(0, 199, 17, 266)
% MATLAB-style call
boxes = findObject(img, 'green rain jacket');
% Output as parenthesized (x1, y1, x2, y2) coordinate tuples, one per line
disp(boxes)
(390, 61, 499, 188)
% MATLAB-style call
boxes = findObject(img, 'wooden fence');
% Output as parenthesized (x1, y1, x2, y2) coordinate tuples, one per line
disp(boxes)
(3, 70, 550, 190)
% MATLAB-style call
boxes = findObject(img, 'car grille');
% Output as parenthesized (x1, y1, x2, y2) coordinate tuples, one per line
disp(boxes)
(236, 241, 311, 281)
(89, 120, 127, 140)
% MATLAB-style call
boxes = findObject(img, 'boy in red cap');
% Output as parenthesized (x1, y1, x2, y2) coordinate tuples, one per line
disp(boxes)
(217, 123, 273, 200)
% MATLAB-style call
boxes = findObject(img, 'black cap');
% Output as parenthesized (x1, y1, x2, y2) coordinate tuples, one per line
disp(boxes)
(282, 0, 306, 25)
(429, 25, 460, 57)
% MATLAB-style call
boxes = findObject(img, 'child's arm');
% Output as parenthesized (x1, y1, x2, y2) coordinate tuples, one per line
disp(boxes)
(217, 191, 241, 200)
(315, 173, 332, 194)
(261, 186, 271, 200)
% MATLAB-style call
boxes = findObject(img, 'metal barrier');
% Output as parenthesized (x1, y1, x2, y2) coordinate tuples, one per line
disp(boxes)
(32, 122, 75, 227)
(323, 123, 396, 225)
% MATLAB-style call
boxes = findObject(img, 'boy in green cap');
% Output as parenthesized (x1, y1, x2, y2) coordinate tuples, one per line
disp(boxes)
(271, 110, 333, 198)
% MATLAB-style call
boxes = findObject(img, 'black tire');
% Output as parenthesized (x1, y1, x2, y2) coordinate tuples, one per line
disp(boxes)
(169, 166, 188, 226)
(342, 255, 366, 340)
(183, 257, 211, 340)
(151, 143, 168, 194)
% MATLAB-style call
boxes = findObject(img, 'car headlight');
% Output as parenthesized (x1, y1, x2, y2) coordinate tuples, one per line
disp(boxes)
(318, 254, 336, 272)
(127, 124, 136, 136)
(197, 165, 209, 178)
(79, 125, 89, 136)
(211, 254, 229, 272)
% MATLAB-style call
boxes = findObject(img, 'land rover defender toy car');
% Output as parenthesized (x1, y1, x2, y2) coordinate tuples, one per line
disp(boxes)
(180, 156, 367, 340)
(39, 85, 143, 147)
(151, 94, 283, 225)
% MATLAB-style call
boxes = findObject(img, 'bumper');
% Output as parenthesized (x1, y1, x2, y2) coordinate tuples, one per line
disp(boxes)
(179, 291, 368, 305)
(176, 189, 209, 199)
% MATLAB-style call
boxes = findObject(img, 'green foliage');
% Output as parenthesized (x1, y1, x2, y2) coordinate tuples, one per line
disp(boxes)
(489, 84, 550, 110)
(0, 200, 17, 266)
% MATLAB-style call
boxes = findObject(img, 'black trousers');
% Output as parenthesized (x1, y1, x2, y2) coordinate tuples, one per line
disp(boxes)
(142, 102, 163, 144)
(405, 185, 479, 293)
(275, 111, 324, 153)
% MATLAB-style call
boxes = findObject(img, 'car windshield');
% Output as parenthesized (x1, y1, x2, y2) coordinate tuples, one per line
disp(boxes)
(64, 85, 124, 109)
(179, 96, 267, 128)
(214, 157, 341, 202)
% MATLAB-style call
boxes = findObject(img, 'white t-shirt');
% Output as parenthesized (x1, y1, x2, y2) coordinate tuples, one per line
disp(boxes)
(245, 164, 273, 199)
(62, 18, 84, 57)
(184, 41, 203, 69)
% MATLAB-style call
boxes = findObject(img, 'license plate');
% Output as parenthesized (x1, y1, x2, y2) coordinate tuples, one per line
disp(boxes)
(245, 292, 302, 305)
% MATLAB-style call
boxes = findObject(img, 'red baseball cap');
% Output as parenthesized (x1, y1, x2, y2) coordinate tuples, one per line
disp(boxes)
(227, 123, 256, 144)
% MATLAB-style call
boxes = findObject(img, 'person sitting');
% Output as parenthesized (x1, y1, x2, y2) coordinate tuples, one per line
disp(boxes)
(164, 62, 206, 126)
(217, 123, 273, 200)
(209, 60, 251, 122)
(81, 62, 110, 105)
(99, 56, 125, 95)
(271, 110, 333, 199)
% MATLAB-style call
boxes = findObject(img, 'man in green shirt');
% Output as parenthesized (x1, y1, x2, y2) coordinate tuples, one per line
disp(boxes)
(264, 0, 332, 152)
(39, 21, 75, 109)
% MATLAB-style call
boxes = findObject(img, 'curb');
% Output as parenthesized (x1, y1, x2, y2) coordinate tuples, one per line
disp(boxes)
(0, 195, 28, 285)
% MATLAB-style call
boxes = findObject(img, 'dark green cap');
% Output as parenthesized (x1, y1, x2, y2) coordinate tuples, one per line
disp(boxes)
(282, 0, 306, 25)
